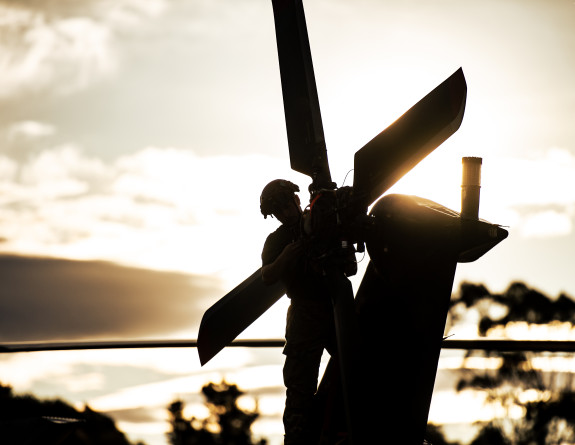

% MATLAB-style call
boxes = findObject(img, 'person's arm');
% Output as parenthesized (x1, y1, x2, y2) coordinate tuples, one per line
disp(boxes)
(261, 241, 302, 285)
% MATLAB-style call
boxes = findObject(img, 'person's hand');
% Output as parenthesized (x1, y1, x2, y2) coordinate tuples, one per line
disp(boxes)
(280, 240, 304, 263)
(261, 240, 304, 284)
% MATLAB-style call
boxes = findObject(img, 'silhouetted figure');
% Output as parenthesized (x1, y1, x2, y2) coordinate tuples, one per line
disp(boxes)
(260, 179, 340, 445)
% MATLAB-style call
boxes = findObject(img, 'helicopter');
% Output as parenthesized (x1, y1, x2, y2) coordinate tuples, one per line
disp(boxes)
(197, 0, 508, 444)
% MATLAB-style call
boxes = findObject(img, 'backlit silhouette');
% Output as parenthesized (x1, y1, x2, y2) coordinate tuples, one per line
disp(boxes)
(197, 1, 508, 444)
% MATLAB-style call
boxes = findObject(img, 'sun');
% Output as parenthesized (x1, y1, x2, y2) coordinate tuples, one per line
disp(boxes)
(386, 148, 463, 212)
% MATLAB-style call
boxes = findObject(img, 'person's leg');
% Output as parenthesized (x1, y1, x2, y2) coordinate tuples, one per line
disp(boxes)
(282, 302, 327, 445)
(283, 348, 323, 445)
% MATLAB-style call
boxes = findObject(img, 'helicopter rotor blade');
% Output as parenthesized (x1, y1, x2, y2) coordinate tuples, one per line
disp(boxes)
(353, 68, 467, 208)
(315, 257, 458, 444)
(324, 271, 362, 444)
(197, 268, 285, 366)
(354, 256, 458, 443)
(271, 0, 332, 188)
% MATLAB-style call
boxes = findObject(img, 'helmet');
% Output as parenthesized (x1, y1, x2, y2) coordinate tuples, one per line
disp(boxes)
(260, 179, 300, 218)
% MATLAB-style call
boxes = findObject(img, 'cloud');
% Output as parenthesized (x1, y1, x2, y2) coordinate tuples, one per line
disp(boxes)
(0, 145, 291, 285)
(0, 155, 18, 180)
(519, 209, 573, 239)
(0, 0, 168, 98)
(7, 120, 56, 141)
(1, 120, 59, 160)
(103, 406, 161, 424)
(85, 363, 287, 427)
(0, 254, 222, 342)
(495, 148, 575, 207)
(480, 147, 575, 239)
(18, 144, 111, 194)
(0, 9, 115, 97)
(0, 145, 293, 350)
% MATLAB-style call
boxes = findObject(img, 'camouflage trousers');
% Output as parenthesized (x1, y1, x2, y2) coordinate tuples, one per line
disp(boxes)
(283, 299, 336, 445)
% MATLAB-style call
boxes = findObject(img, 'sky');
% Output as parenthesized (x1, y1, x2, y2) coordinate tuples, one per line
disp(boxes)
(0, 0, 574, 444)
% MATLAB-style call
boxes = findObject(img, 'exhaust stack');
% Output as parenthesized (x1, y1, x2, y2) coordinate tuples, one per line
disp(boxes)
(461, 157, 482, 220)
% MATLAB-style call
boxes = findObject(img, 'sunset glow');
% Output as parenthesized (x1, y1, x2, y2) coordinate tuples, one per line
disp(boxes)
(1, 1, 575, 444)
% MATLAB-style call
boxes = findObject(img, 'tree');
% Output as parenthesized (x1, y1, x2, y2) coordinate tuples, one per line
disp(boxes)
(167, 380, 267, 445)
(425, 423, 461, 445)
(167, 399, 215, 445)
(447, 282, 575, 336)
(448, 281, 575, 445)
(0, 382, 144, 445)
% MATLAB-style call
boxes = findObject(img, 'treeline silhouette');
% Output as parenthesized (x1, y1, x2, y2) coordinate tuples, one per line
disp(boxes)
(0, 382, 144, 445)
(446, 281, 575, 336)
(0, 379, 266, 445)
(429, 281, 575, 445)
(2, 281, 575, 445)
(167, 380, 267, 445)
